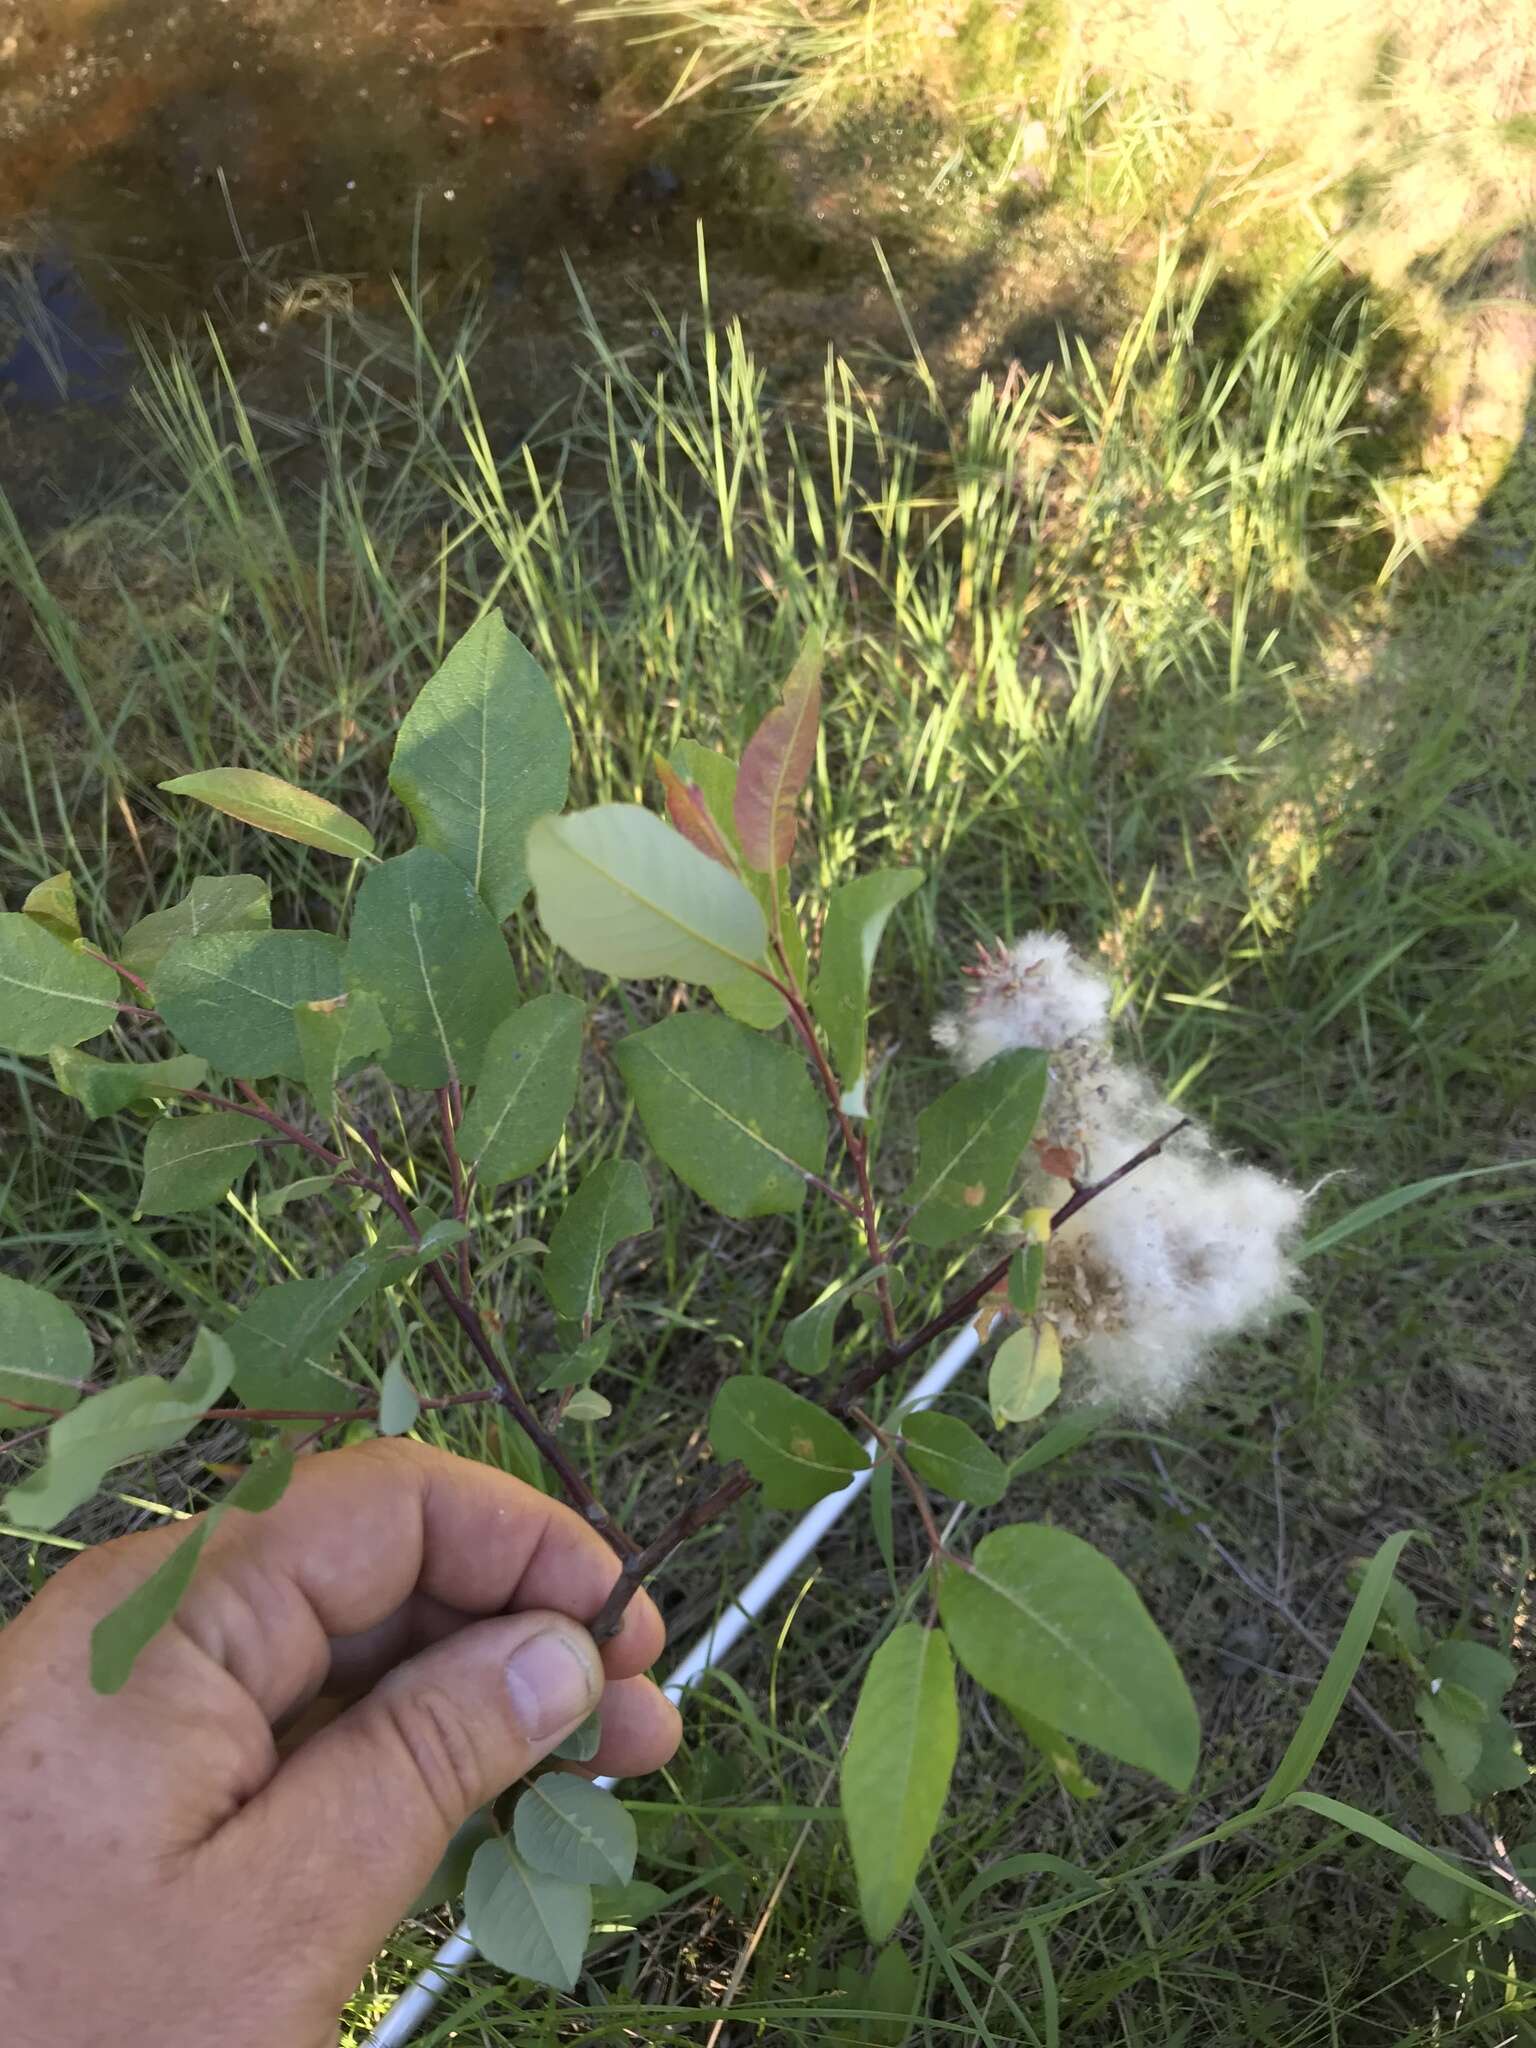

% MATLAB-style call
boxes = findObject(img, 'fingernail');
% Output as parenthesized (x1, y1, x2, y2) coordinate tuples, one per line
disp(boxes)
(505, 1628, 599, 1740)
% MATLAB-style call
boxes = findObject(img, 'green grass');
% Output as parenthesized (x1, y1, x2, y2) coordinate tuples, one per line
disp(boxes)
(3, 202, 1534, 2046)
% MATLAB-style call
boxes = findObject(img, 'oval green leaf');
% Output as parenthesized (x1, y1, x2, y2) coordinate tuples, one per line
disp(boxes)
(938, 1523, 1199, 1790)
(389, 611, 570, 918)
(50, 1048, 208, 1121)
(458, 993, 584, 1186)
(514, 1775, 637, 1886)
(901, 1410, 1007, 1506)
(841, 1622, 959, 1942)
(160, 768, 376, 861)
(614, 1012, 827, 1219)
(3, 1326, 235, 1531)
(810, 868, 922, 1114)
(0, 912, 118, 1054)
(22, 871, 80, 944)
(989, 1321, 1062, 1428)
(118, 875, 271, 982)
(528, 805, 769, 995)
(0, 1277, 92, 1429)
(543, 1159, 652, 1327)
(906, 1048, 1049, 1248)
(138, 1111, 260, 1216)
(465, 1837, 591, 1991)
(346, 847, 520, 1090)
(155, 929, 346, 1081)
(708, 1375, 869, 1510)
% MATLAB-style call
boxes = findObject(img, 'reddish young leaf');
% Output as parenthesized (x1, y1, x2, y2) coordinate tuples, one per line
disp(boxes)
(732, 633, 822, 873)
(654, 756, 735, 870)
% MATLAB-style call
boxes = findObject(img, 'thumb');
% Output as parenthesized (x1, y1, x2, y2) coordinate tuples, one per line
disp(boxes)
(217, 1610, 603, 1953)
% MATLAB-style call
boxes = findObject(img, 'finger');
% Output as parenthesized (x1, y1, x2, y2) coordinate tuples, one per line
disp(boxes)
(579, 1674, 683, 1783)
(159, 1438, 663, 1721)
(209, 1608, 607, 1963)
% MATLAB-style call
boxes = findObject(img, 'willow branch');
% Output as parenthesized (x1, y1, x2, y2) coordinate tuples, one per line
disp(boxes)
(591, 1116, 1192, 1638)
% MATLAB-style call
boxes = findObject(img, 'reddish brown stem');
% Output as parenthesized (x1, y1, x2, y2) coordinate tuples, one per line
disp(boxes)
(84, 948, 152, 996)
(438, 1085, 474, 1294)
(852, 1405, 946, 1562)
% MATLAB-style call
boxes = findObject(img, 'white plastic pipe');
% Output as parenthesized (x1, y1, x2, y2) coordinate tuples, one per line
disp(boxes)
(364, 1322, 982, 2048)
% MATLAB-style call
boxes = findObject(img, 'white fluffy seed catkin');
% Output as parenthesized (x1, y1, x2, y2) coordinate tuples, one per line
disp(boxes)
(934, 932, 1305, 1414)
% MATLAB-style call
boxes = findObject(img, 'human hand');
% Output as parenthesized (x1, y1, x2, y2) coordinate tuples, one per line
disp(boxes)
(0, 1438, 679, 2048)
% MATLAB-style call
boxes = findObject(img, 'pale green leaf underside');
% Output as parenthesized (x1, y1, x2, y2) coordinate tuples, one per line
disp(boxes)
(514, 1774, 638, 1886)
(901, 1409, 1007, 1505)
(465, 1838, 591, 1991)
(50, 1048, 208, 1121)
(528, 805, 769, 992)
(119, 875, 271, 982)
(811, 868, 922, 1111)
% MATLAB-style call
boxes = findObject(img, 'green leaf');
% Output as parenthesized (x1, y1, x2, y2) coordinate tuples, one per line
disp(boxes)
(708, 1375, 869, 1510)
(1424, 1639, 1516, 1712)
(1420, 1740, 1473, 1815)
(564, 1387, 611, 1422)
(155, 929, 345, 1081)
(862, 1942, 920, 2047)
(733, 630, 821, 871)
(0, 1278, 92, 1429)
(869, 1458, 896, 1581)
(906, 1049, 1049, 1248)
(0, 913, 118, 1054)
(379, 1356, 421, 1436)
(138, 1111, 259, 1216)
(49, 1048, 208, 1121)
(22, 872, 80, 943)
(554, 1709, 603, 1764)
(527, 806, 770, 1004)
(294, 991, 390, 1119)
(615, 1013, 826, 1219)
(536, 1327, 613, 1393)
(89, 1449, 292, 1693)
(841, 1622, 958, 1942)
(1008, 1706, 1102, 1801)
(1464, 1712, 1529, 1799)
(901, 1411, 1007, 1506)
(783, 1268, 886, 1377)
(4, 1327, 235, 1530)
(1257, 1531, 1415, 1811)
(347, 848, 520, 1090)
(259, 1174, 339, 1215)
(160, 768, 376, 861)
(465, 1838, 591, 1991)
(458, 994, 584, 1186)
(591, 1879, 669, 1929)
(119, 876, 271, 982)
(1297, 1161, 1536, 1261)
(543, 1160, 651, 1326)
(410, 1810, 497, 1915)
(223, 1253, 391, 1408)
(1008, 1241, 1047, 1317)
(939, 1523, 1199, 1790)
(989, 1322, 1062, 1428)
(810, 869, 922, 1113)
(515, 1775, 637, 1886)
(389, 611, 570, 919)
(1417, 1683, 1486, 1783)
